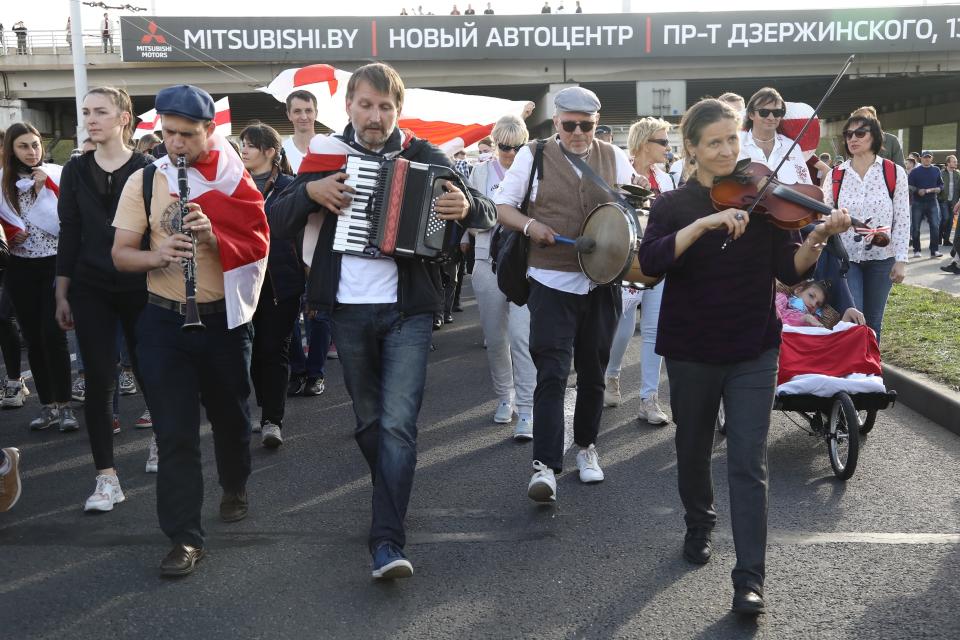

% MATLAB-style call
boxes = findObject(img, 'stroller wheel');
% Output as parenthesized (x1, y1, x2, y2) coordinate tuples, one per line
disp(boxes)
(858, 409, 878, 435)
(827, 393, 860, 480)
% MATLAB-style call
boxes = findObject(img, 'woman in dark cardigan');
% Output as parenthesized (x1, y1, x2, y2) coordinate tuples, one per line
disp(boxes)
(639, 98, 851, 615)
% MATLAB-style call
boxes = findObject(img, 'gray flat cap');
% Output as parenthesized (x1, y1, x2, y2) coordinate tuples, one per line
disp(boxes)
(555, 86, 601, 115)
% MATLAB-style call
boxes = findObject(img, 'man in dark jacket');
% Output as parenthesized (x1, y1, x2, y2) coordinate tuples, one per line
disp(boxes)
(269, 62, 496, 580)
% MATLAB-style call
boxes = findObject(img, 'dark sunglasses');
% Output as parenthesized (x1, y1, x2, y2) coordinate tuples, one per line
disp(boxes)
(843, 127, 869, 140)
(755, 108, 786, 119)
(560, 120, 595, 133)
(648, 138, 670, 147)
(498, 143, 523, 153)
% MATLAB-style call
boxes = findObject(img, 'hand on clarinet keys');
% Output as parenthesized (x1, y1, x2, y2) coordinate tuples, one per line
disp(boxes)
(155, 233, 195, 268)
(181, 203, 215, 246)
(434, 181, 469, 221)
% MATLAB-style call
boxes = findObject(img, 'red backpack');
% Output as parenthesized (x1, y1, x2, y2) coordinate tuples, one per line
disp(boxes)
(831, 158, 897, 205)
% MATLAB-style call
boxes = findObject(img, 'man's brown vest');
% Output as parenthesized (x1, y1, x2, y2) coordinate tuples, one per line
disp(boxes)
(527, 137, 617, 272)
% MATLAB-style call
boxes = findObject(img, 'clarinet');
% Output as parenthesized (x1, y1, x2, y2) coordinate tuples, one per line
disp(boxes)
(175, 155, 205, 332)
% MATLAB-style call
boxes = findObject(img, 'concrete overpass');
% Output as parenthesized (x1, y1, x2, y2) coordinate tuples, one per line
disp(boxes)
(2, 8, 959, 154)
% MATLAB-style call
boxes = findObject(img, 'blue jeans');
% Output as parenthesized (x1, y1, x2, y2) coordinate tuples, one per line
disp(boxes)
(910, 199, 940, 255)
(331, 304, 432, 552)
(846, 257, 895, 343)
(136, 304, 254, 548)
(289, 308, 331, 379)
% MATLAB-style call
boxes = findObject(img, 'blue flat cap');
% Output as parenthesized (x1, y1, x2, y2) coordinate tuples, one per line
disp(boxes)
(555, 86, 601, 115)
(155, 84, 215, 122)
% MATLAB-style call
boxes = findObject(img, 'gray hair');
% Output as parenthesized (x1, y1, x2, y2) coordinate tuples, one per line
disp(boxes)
(491, 114, 529, 147)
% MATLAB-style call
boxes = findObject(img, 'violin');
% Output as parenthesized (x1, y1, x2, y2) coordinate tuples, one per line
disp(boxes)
(711, 159, 889, 247)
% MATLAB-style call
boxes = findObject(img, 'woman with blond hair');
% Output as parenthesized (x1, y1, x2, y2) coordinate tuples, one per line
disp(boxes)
(604, 117, 675, 425)
(467, 114, 536, 440)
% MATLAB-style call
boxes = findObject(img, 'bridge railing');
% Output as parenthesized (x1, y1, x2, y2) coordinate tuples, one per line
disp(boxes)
(0, 29, 120, 56)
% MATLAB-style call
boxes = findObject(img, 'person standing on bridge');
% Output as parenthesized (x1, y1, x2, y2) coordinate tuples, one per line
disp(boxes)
(639, 98, 852, 615)
(112, 84, 270, 577)
(101, 13, 114, 54)
(495, 87, 635, 504)
(268, 62, 497, 580)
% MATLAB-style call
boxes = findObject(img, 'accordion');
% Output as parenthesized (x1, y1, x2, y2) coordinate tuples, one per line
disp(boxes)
(333, 154, 463, 261)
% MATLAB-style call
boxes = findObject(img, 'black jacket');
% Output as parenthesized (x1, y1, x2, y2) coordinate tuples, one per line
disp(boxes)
(57, 150, 153, 292)
(269, 126, 497, 316)
(261, 172, 305, 303)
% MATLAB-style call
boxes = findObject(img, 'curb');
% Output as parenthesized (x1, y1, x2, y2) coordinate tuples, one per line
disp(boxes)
(882, 363, 960, 437)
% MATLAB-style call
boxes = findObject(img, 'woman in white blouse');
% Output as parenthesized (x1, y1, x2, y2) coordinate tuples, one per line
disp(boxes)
(822, 114, 910, 341)
(604, 117, 676, 425)
(0, 122, 76, 430)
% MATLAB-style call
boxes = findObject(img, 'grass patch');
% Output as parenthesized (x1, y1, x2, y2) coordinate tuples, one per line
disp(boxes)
(882, 284, 960, 391)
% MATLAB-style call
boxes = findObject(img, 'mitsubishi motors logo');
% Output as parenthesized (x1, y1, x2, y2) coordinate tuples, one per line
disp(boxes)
(141, 22, 167, 44)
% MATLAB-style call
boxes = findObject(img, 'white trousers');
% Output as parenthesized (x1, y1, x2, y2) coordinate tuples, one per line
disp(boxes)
(471, 259, 536, 415)
(605, 283, 664, 400)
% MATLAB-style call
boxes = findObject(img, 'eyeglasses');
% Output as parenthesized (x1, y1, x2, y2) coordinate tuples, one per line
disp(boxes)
(648, 138, 670, 147)
(755, 108, 786, 119)
(498, 143, 523, 153)
(560, 120, 595, 133)
(843, 127, 869, 140)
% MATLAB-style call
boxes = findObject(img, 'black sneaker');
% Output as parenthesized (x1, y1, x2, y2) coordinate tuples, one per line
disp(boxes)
(304, 377, 325, 396)
(287, 374, 306, 397)
(940, 263, 960, 274)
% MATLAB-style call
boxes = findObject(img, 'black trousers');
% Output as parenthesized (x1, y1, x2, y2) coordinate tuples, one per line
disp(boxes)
(136, 303, 253, 548)
(70, 283, 147, 470)
(251, 290, 300, 427)
(527, 280, 620, 472)
(5, 256, 71, 404)
(0, 280, 21, 378)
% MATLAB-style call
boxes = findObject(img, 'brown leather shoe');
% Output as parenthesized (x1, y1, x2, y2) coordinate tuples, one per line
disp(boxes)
(160, 543, 205, 577)
(220, 489, 248, 522)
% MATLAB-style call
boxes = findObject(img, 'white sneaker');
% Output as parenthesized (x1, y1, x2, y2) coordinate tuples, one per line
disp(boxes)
(83, 474, 126, 512)
(145, 436, 158, 473)
(637, 394, 670, 425)
(912, 251, 922, 258)
(513, 415, 533, 441)
(262, 422, 283, 449)
(603, 376, 621, 407)
(1, 379, 25, 408)
(527, 460, 557, 503)
(493, 400, 513, 424)
(576, 444, 604, 483)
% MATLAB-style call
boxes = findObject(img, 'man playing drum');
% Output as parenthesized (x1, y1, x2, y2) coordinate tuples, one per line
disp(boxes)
(495, 87, 636, 503)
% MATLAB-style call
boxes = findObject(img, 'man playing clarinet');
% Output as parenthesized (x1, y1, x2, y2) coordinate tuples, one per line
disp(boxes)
(112, 84, 270, 577)
(269, 63, 496, 580)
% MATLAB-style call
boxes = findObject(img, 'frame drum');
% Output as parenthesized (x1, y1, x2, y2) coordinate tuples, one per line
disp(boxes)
(577, 203, 662, 287)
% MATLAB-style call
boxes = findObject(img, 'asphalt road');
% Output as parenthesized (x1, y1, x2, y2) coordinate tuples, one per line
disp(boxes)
(1, 281, 959, 640)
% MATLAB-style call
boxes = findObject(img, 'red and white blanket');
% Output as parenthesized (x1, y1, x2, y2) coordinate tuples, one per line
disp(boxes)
(153, 135, 269, 329)
(0, 163, 63, 241)
(778, 322, 884, 393)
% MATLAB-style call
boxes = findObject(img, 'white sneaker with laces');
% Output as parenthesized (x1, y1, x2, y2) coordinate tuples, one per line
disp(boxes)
(527, 460, 557, 503)
(493, 400, 513, 424)
(84, 474, 126, 512)
(2, 379, 25, 408)
(603, 376, 621, 407)
(261, 422, 283, 449)
(513, 415, 533, 441)
(912, 251, 922, 258)
(637, 394, 670, 425)
(576, 444, 604, 483)
(145, 437, 159, 474)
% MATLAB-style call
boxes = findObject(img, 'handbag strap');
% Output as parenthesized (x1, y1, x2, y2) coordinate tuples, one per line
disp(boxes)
(559, 143, 633, 212)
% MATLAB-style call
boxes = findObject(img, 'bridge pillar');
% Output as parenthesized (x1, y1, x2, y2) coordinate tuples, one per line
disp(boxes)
(908, 125, 924, 155)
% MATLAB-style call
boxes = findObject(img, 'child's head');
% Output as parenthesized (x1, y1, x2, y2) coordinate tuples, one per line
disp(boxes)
(793, 280, 828, 313)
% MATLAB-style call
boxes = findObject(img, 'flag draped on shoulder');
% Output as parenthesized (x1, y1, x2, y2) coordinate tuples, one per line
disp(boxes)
(135, 97, 232, 140)
(153, 135, 268, 329)
(0, 163, 63, 241)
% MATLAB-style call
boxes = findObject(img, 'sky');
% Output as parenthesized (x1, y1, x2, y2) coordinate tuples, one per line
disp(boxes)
(5, 0, 958, 32)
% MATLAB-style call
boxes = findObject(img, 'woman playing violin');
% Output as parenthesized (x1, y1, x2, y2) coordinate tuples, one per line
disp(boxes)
(638, 98, 851, 616)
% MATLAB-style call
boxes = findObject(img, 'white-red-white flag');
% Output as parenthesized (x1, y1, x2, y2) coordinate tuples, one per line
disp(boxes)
(258, 64, 533, 153)
(134, 97, 232, 140)
(152, 135, 268, 329)
(0, 163, 62, 240)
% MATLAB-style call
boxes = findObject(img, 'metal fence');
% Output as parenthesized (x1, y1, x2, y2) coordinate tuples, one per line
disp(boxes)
(0, 29, 120, 56)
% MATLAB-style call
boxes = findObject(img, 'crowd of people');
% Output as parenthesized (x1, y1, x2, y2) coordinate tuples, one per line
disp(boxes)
(0, 62, 947, 617)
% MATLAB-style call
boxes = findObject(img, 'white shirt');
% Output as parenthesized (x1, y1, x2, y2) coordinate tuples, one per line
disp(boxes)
(282, 137, 307, 174)
(335, 134, 399, 304)
(739, 130, 812, 185)
(493, 137, 636, 294)
(822, 155, 911, 263)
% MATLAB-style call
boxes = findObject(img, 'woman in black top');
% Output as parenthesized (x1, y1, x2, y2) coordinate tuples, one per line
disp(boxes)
(639, 98, 851, 615)
(55, 87, 153, 513)
(238, 123, 303, 449)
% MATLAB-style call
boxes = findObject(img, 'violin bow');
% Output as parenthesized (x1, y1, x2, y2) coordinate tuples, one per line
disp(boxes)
(724, 54, 856, 249)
